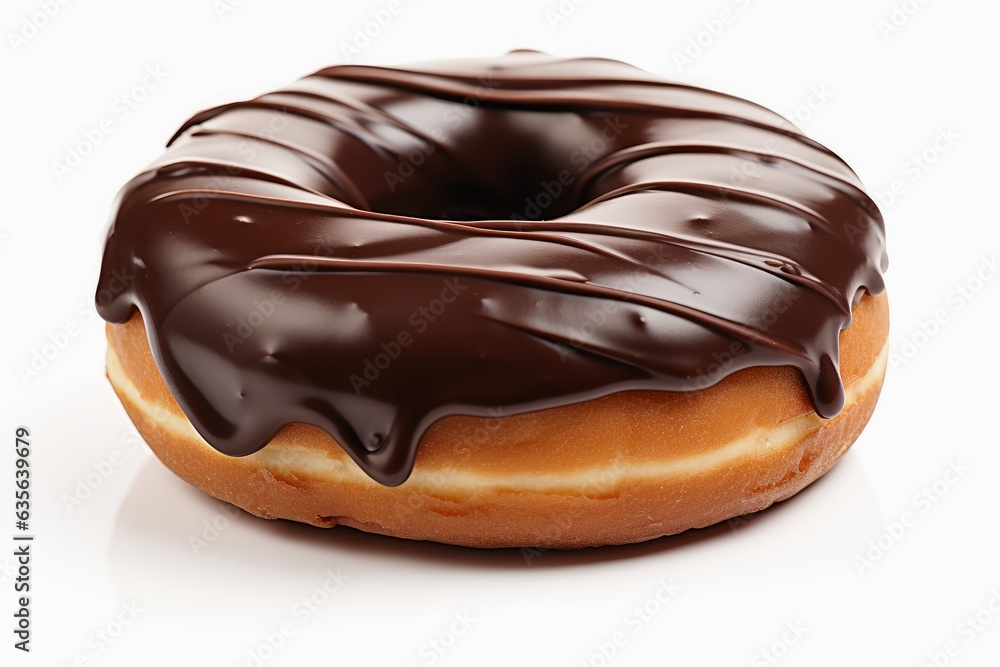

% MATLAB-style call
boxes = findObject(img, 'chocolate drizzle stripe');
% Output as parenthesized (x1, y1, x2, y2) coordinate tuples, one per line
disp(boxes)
(461, 218, 848, 313)
(572, 142, 876, 212)
(580, 177, 829, 222)
(147, 159, 338, 202)
(271, 88, 453, 150)
(187, 128, 373, 206)
(320, 63, 806, 120)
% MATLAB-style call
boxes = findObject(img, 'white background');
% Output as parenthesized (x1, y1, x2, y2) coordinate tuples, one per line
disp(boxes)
(2, 0, 999, 665)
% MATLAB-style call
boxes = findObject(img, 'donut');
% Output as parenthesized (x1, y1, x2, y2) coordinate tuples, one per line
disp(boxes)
(96, 51, 888, 549)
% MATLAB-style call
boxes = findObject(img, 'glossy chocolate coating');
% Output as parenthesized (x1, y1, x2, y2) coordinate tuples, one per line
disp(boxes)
(96, 51, 887, 485)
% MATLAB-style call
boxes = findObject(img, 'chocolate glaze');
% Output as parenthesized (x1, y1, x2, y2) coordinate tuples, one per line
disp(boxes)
(96, 51, 887, 486)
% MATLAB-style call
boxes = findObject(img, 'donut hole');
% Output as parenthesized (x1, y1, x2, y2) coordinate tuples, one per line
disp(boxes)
(360, 104, 627, 222)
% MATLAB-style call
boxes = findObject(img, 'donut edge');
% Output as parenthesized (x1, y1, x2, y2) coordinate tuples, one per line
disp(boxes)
(104, 292, 889, 549)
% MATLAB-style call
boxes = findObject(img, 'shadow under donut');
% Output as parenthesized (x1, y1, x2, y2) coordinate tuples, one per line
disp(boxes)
(108, 450, 881, 612)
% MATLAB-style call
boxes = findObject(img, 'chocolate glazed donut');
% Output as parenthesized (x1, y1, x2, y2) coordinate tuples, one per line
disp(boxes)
(96, 51, 888, 547)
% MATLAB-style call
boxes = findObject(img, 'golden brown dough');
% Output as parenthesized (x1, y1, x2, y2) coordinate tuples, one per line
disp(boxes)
(105, 291, 888, 549)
